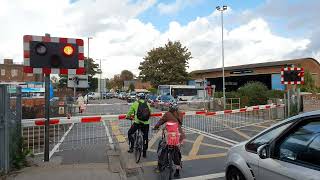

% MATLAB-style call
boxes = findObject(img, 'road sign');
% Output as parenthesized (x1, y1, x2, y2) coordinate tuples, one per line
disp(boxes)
(281, 67, 304, 85)
(23, 35, 85, 75)
(68, 75, 89, 88)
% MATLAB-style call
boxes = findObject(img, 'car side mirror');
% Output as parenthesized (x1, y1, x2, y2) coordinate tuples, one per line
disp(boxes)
(257, 144, 270, 159)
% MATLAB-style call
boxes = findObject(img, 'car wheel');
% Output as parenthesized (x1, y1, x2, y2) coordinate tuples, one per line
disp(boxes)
(226, 167, 246, 180)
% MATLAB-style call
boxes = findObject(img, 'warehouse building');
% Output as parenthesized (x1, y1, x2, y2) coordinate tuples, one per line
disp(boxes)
(190, 58, 320, 92)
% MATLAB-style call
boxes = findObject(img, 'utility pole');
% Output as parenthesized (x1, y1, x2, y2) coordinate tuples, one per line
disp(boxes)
(87, 37, 92, 104)
(100, 59, 102, 100)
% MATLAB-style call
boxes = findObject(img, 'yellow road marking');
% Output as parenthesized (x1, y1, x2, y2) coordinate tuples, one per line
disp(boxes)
(188, 135, 204, 157)
(183, 153, 227, 161)
(184, 139, 230, 150)
(148, 129, 163, 148)
(110, 121, 126, 143)
(142, 153, 227, 167)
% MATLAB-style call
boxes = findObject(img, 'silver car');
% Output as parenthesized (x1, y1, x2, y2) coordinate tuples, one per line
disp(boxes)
(225, 110, 320, 180)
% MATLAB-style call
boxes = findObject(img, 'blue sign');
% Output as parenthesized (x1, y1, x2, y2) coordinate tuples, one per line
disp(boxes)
(272, 74, 285, 90)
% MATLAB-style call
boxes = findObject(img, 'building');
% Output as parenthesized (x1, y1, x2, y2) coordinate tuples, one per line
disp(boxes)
(123, 79, 152, 91)
(0, 59, 43, 83)
(190, 58, 320, 92)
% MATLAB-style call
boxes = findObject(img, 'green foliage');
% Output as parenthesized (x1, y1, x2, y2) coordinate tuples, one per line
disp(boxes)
(84, 57, 99, 77)
(300, 71, 319, 93)
(139, 40, 191, 87)
(120, 70, 134, 81)
(147, 87, 157, 94)
(129, 83, 135, 92)
(58, 75, 68, 88)
(12, 148, 33, 170)
(266, 90, 284, 99)
(238, 82, 269, 106)
(214, 91, 238, 98)
(89, 77, 98, 91)
(109, 74, 123, 89)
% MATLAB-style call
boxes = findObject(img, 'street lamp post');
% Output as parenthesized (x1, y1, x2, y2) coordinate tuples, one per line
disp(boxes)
(216, 5, 227, 110)
(87, 37, 92, 104)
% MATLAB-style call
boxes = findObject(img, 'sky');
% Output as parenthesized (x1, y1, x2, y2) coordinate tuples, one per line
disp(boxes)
(0, 0, 319, 78)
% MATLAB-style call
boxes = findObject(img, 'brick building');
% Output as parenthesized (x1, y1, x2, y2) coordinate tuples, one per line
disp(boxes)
(190, 58, 320, 91)
(0, 59, 43, 83)
(123, 79, 152, 91)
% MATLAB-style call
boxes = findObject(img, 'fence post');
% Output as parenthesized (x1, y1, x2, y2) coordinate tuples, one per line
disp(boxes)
(16, 87, 22, 152)
(3, 85, 10, 173)
(0, 85, 5, 173)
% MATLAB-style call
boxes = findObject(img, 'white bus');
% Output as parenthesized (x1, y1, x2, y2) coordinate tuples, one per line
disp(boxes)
(158, 85, 204, 101)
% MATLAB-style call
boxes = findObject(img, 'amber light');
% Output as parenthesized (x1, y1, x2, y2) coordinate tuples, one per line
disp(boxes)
(63, 45, 74, 56)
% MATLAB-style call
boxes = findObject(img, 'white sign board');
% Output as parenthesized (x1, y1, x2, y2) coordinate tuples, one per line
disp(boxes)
(68, 75, 89, 88)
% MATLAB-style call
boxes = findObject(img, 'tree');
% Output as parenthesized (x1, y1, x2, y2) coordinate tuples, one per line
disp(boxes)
(139, 40, 191, 87)
(50, 76, 59, 88)
(109, 74, 123, 90)
(120, 70, 134, 81)
(129, 83, 135, 92)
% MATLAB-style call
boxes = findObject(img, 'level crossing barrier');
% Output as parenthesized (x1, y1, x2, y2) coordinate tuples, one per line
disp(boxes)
(21, 104, 285, 159)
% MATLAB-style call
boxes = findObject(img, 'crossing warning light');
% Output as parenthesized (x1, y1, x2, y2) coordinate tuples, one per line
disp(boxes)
(63, 45, 74, 56)
(23, 35, 85, 75)
(281, 67, 304, 85)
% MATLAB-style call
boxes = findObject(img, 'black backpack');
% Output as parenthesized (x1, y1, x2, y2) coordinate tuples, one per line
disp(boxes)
(136, 101, 151, 121)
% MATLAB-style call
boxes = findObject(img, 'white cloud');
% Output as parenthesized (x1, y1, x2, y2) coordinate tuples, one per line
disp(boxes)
(0, 0, 316, 80)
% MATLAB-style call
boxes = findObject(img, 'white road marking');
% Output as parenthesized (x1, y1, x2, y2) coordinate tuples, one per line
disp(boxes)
(103, 120, 114, 150)
(183, 126, 238, 146)
(49, 123, 75, 159)
(180, 172, 225, 180)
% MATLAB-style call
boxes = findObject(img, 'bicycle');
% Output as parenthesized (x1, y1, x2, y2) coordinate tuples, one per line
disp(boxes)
(155, 127, 182, 180)
(127, 117, 144, 163)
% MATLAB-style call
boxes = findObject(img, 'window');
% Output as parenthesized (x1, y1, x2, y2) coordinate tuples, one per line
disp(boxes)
(246, 122, 293, 153)
(1, 69, 5, 76)
(277, 120, 320, 168)
(11, 69, 18, 77)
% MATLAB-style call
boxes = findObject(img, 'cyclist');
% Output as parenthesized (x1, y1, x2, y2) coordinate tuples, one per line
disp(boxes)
(153, 103, 185, 178)
(126, 93, 151, 158)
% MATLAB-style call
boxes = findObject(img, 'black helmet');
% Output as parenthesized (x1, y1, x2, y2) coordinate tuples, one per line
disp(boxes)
(169, 102, 178, 112)
(137, 93, 145, 100)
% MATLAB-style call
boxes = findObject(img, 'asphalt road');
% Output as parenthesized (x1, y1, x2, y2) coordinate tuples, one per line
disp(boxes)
(139, 121, 278, 179)
(48, 99, 279, 179)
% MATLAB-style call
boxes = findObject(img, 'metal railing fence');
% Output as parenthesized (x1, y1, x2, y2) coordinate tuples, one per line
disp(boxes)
(0, 85, 22, 174)
(21, 104, 285, 159)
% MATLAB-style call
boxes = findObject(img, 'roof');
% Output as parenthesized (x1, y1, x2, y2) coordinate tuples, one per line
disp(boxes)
(191, 57, 320, 74)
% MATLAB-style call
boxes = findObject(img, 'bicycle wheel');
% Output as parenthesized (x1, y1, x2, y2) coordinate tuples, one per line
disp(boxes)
(160, 150, 174, 180)
(168, 151, 174, 180)
(134, 133, 143, 163)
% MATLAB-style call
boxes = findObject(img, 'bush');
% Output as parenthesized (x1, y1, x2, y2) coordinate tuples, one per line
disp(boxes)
(238, 82, 268, 106)
(267, 90, 284, 99)
(214, 91, 239, 98)
(147, 87, 157, 94)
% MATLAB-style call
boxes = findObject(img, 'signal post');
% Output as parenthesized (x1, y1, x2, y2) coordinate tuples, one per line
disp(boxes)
(23, 34, 84, 161)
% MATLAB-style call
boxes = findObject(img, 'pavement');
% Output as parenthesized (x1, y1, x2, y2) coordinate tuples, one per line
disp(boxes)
(6, 163, 122, 180)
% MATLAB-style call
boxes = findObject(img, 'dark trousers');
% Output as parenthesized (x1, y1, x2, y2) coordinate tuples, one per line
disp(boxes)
(128, 123, 149, 152)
